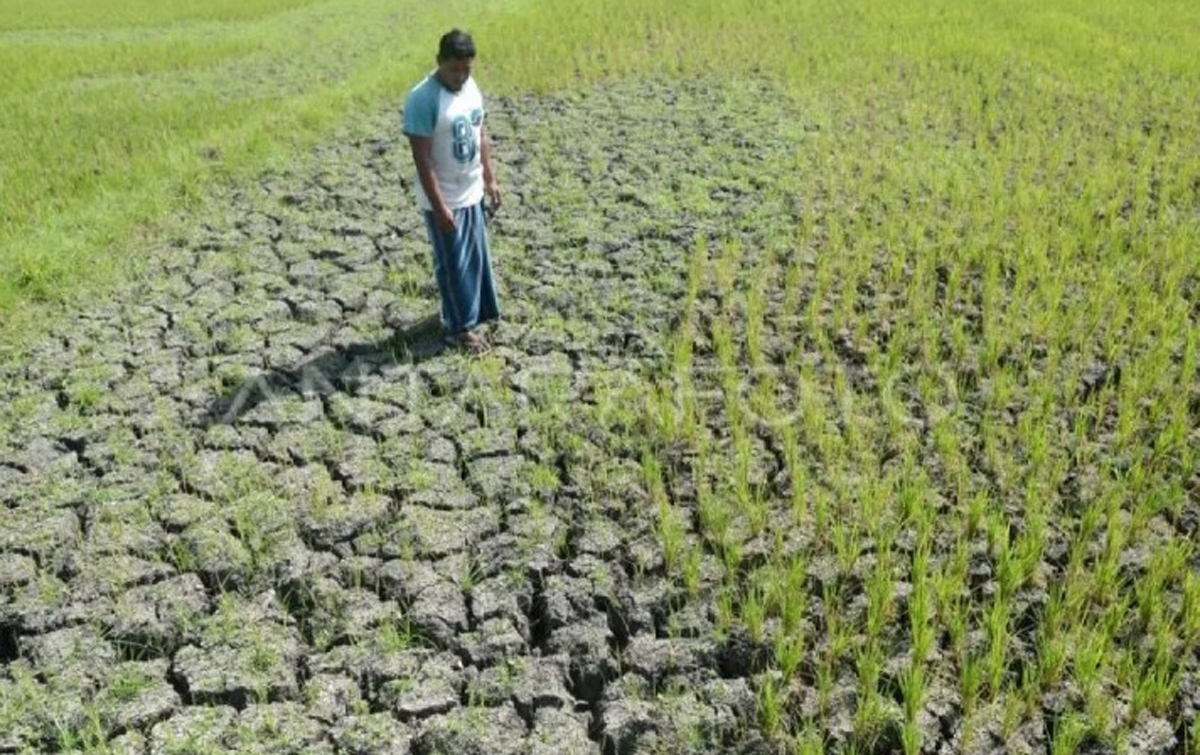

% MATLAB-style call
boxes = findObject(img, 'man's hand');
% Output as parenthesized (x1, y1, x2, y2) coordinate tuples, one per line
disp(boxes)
(485, 179, 502, 216)
(434, 204, 456, 233)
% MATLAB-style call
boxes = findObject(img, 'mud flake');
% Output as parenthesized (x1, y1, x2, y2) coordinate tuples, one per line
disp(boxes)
(508, 654, 574, 717)
(0, 552, 36, 589)
(467, 454, 532, 502)
(407, 580, 470, 647)
(327, 395, 400, 434)
(231, 702, 327, 754)
(510, 353, 577, 403)
(401, 505, 500, 559)
(182, 449, 279, 503)
(333, 713, 414, 755)
(304, 581, 398, 646)
(87, 499, 167, 557)
(413, 704, 527, 755)
(470, 576, 526, 625)
(381, 651, 463, 721)
(373, 557, 441, 603)
(460, 616, 529, 668)
(68, 553, 175, 598)
(0, 505, 80, 563)
(175, 636, 302, 707)
(154, 494, 220, 532)
(108, 730, 149, 755)
(575, 518, 623, 559)
(303, 673, 363, 724)
(1126, 711, 1177, 753)
(239, 392, 323, 433)
(13, 437, 79, 475)
(95, 658, 180, 733)
(1, 571, 75, 633)
(406, 486, 479, 511)
(529, 708, 595, 755)
(622, 635, 711, 687)
(600, 696, 658, 755)
(176, 520, 253, 587)
(149, 705, 237, 755)
(302, 491, 390, 549)
(19, 624, 117, 684)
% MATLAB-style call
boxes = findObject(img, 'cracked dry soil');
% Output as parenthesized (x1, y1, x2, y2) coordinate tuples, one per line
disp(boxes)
(3, 77, 1197, 755)
(1, 80, 797, 754)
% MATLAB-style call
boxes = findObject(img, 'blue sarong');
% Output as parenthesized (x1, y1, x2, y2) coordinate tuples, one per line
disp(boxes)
(422, 201, 500, 334)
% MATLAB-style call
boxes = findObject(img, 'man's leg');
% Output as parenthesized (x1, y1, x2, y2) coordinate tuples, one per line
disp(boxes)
(424, 206, 493, 353)
(423, 210, 468, 333)
(468, 201, 501, 327)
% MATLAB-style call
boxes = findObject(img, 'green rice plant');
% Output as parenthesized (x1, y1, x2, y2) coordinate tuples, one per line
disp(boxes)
(714, 584, 737, 643)
(779, 423, 809, 526)
(742, 576, 768, 644)
(863, 556, 894, 643)
(959, 654, 985, 717)
(1036, 603, 1069, 690)
(750, 368, 780, 429)
(1129, 635, 1181, 720)
(777, 555, 808, 637)
(681, 547, 703, 599)
(697, 476, 732, 560)
(457, 554, 485, 595)
(831, 520, 862, 581)
(744, 281, 766, 372)
(375, 617, 420, 653)
(899, 661, 925, 755)
(908, 547, 934, 664)
(656, 496, 688, 577)
(1083, 691, 1119, 751)
(645, 382, 681, 448)
(1071, 627, 1109, 707)
(999, 691, 1028, 745)
(852, 644, 890, 750)
(1181, 571, 1200, 651)
(758, 674, 783, 740)
(793, 724, 825, 755)
(775, 630, 804, 681)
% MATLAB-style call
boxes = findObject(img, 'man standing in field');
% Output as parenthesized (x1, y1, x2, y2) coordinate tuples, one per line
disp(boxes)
(402, 29, 501, 354)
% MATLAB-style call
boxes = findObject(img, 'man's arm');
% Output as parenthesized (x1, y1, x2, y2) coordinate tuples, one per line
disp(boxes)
(408, 134, 455, 232)
(480, 128, 501, 214)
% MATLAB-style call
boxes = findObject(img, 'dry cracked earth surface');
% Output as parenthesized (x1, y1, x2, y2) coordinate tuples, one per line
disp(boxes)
(2, 78, 1197, 755)
(0, 80, 798, 755)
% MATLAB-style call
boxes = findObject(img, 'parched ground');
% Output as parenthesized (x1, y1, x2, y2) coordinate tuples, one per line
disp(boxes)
(0, 79, 787, 755)
(1, 78, 1197, 755)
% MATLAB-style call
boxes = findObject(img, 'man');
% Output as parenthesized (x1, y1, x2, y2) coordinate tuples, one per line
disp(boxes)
(402, 29, 501, 354)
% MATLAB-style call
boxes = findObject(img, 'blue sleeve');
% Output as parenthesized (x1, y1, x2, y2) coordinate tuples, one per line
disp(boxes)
(402, 80, 438, 137)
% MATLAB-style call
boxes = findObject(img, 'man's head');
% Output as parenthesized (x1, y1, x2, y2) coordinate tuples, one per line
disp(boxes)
(436, 29, 475, 92)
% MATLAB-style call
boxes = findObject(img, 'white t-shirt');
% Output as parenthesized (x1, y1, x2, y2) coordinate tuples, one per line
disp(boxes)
(401, 73, 486, 211)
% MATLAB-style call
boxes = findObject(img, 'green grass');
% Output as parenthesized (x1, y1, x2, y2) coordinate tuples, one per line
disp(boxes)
(0, 0, 509, 346)
(6, 0, 1197, 351)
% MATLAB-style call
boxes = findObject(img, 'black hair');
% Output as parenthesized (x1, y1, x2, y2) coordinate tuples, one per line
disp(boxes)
(438, 29, 476, 61)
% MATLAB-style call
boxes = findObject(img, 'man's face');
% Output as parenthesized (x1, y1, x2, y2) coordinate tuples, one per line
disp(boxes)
(437, 56, 474, 92)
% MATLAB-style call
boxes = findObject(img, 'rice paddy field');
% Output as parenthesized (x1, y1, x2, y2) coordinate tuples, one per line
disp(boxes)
(1, 1, 1198, 753)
